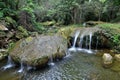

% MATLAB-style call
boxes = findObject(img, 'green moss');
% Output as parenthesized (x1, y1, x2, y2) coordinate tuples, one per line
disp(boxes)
(33, 56, 49, 66)
(25, 36, 33, 43)
(58, 27, 75, 39)
(16, 26, 29, 39)
(8, 42, 15, 52)
(5, 16, 17, 28)
(40, 21, 56, 26)
(97, 23, 120, 50)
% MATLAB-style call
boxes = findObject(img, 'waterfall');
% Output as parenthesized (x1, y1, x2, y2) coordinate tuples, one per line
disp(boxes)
(89, 33, 92, 50)
(73, 31, 80, 48)
(2, 56, 15, 70)
(79, 34, 84, 48)
(69, 31, 80, 51)
(18, 62, 24, 73)
(48, 55, 55, 66)
(68, 29, 96, 54)
(86, 33, 93, 53)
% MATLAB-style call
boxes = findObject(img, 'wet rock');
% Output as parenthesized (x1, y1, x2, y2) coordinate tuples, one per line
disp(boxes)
(102, 53, 113, 68)
(9, 35, 67, 68)
(114, 54, 120, 61)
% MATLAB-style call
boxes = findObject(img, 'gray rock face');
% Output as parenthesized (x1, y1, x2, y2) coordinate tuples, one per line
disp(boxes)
(9, 34, 67, 67)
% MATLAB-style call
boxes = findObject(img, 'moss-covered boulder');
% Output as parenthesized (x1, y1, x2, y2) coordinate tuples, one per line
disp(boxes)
(9, 35, 67, 68)
(96, 23, 120, 52)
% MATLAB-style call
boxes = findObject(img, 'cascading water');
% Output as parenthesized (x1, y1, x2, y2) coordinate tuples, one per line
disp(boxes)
(48, 55, 55, 66)
(85, 32, 93, 53)
(18, 62, 24, 73)
(69, 31, 80, 51)
(69, 30, 94, 54)
(79, 34, 84, 48)
(89, 33, 92, 50)
(2, 56, 15, 70)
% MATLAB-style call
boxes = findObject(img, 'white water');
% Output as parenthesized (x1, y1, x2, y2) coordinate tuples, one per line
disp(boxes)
(2, 56, 15, 70)
(87, 33, 93, 53)
(69, 31, 80, 51)
(79, 34, 84, 48)
(89, 33, 92, 50)
(18, 62, 24, 73)
(48, 56, 55, 66)
(69, 31, 94, 54)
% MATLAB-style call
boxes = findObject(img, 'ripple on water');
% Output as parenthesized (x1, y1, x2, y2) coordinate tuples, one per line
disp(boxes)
(1, 51, 120, 80)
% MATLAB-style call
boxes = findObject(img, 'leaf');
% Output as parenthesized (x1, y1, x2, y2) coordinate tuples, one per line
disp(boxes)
(0, 12, 3, 18)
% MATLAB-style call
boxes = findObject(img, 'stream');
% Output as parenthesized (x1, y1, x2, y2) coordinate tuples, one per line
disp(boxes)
(0, 50, 120, 80)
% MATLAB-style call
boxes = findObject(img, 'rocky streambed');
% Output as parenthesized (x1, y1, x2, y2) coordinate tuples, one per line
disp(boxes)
(1, 23, 120, 80)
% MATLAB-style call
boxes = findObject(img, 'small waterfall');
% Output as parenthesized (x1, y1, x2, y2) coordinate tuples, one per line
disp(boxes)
(68, 29, 96, 54)
(86, 33, 93, 53)
(2, 56, 15, 70)
(79, 34, 84, 48)
(89, 33, 92, 50)
(18, 62, 24, 73)
(48, 55, 55, 66)
(69, 31, 80, 51)
(73, 31, 80, 48)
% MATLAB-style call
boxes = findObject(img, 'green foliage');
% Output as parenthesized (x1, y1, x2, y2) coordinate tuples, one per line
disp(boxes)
(17, 26, 29, 37)
(8, 42, 15, 52)
(0, 12, 3, 18)
(5, 16, 17, 28)
(97, 23, 120, 46)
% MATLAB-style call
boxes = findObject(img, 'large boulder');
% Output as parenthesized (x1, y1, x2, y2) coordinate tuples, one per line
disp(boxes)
(114, 54, 120, 62)
(9, 34, 67, 68)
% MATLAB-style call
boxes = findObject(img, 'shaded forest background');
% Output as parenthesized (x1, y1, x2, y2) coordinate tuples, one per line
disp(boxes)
(0, 0, 120, 32)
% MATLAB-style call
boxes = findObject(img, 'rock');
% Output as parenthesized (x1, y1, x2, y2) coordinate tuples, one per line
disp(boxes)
(0, 24, 8, 31)
(114, 54, 120, 61)
(9, 35, 67, 68)
(110, 61, 120, 72)
(102, 53, 113, 68)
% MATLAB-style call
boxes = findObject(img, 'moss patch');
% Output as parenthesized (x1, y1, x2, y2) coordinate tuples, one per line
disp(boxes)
(97, 23, 120, 51)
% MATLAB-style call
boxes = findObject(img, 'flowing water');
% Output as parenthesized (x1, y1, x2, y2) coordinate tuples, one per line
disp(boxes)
(0, 50, 120, 80)
(0, 29, 120, 80)
(69, 31, 80, 51)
